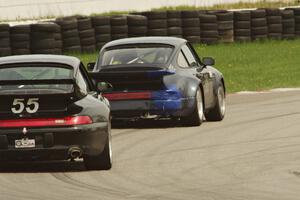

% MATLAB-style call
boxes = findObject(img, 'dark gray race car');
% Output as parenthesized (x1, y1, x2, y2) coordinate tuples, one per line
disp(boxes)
(0, 55, 112, 170)
(89, 37, 226, 126)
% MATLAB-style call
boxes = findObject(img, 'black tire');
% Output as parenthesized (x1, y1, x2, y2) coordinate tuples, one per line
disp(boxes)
(31, 23, 60, 32)
(81, 45, 96, 53)
(167, 19, 182, 27)
(201, 23, 218, 30)
(31, 39, 57, 49)
(184, 36, 201, 43)
(251, 27, 268, 35)
(201, 37, 218, 45)
(252, 34, 268, 40)
(12, 48, 31, 55)
(79, 29, 95, 38)
(96, 42, 106, 50)
(234, 21, 251, 29)
(62, 30, 79, 38)
(251, 18, 267, 27)
(266, 8, 281, 16)
(147, 29, 167, 36)
(268, 24, 282, 33)
(127, 15, 147, 26)
(56, 20, 78, 31)
(181, 11, 199, 18)
(183, 27, 201, 36)
(111, 25, 128, 34)
(168, 27, 182, 35)
(10, 25, 30, 33)
(167, 10, 181, 18)
(205, 84, 225, 121)
(95, 34, 111, 42)
(201, 30, 218, 37)
(181, 88, 204, 126)
(282, 34, 295, 40)
(84, 129, 112, 170)
(234, 29, 251, 37)
(182, 18, 200, 27)
(148, 19, 167, 29)
(0, 31, 9, 38)
(142, 11, 167, 19)
(111, 33, 128, 40)
(283, 27, 295, 34)
(281, 10, 294, 19)
(282, 19, 295, 28)
(31, 32, 55, 40)
(0, 38, 10, 48)
(218, 21, 233, 30)
(94, 25, 111, 34)
(268, 33, 282, 39)
(80, 37, 96, 45)
(92, 16, 111, 26)
(0, 24, 10, 31)
(267, 16, 282, 24)
(234, 36, 251, 42)
(251, 9, 266, 18)
(0, 47, 11, 56)
(10, 34, 30, 41)
(111, 16, 127, 26)
(77, 17, 92, 30)
(63, 45, 81, 53)
(128, 26, 147, 35)
(63, 37, 81, 46)
(216, 12, 233, 21)
(11, 41, 30, 49)
(234, 11, 251, 21)
(199, 14, 217, 23)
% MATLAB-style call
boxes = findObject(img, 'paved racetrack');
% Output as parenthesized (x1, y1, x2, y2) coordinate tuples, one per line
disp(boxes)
(0, 90, 300, 200)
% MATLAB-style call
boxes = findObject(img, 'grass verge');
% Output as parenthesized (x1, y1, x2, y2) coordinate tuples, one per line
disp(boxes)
(69, 39, 300, 93)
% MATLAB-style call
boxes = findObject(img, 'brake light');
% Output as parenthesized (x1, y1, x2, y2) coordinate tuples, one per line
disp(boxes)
(0, 116, 93, 128)
(103, 92, 151, 101)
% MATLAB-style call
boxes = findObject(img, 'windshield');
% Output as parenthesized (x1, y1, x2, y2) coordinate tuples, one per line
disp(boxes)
(0, 64, 74, 94)
(100, 44, 174, 67)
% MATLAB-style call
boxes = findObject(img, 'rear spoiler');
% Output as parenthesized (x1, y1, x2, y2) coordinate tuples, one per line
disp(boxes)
(0, 79, 75, 85)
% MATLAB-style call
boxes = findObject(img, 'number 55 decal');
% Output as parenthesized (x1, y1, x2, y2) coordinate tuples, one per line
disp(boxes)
(11, 98, 39, 114)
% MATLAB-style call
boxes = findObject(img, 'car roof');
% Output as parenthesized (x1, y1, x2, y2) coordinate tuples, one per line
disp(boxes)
(102, 37, 187, 49)
(0, 55, 81, 69)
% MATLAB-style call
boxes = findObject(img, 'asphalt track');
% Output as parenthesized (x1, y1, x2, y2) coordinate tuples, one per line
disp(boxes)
(0, 90, 300, 200)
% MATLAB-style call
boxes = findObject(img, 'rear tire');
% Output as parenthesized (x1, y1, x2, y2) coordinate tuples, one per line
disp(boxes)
(205, 84, 226, 121)
(84, 127, 112, 170)
(182, 88, 204, 126)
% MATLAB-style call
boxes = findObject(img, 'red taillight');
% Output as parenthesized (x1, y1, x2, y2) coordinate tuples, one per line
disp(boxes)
(0, 116, 93, 128)
(103, 92, 151, 101)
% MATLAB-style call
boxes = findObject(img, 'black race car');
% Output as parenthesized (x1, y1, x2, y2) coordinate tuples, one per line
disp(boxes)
(89, 37, 226, 126)
(0, 55, 112, 170)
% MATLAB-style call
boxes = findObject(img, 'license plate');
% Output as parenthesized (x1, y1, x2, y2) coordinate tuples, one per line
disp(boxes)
(15, 138, 35, 148)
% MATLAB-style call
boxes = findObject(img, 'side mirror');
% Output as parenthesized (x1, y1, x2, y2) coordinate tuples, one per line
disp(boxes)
(87, 62, 96, 71)
(202, 57, 215, 66)
(97, 82, 113, 93)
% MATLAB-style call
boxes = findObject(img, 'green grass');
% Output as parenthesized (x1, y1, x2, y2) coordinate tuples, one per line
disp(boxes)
(69, 39, 300, 93)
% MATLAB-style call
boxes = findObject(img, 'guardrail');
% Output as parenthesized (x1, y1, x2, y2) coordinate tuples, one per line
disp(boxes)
(0, 7, 299, 56)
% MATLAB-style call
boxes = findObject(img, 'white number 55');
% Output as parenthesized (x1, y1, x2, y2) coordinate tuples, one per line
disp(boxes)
(11, 98, 39, 114)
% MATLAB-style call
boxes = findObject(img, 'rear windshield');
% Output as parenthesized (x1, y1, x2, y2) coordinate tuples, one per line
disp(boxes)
(0, 64, 74, 94)
(100, 44, 174, 67)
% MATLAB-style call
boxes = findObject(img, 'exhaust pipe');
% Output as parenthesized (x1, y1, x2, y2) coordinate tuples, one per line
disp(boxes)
(68, 147, 83, 159)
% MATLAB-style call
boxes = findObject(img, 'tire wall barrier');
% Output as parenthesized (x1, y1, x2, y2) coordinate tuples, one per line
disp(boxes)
(1, 7, 300, 56)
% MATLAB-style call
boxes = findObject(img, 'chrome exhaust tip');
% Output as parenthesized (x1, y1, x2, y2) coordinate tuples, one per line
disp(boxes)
(68, 147, 83, 159)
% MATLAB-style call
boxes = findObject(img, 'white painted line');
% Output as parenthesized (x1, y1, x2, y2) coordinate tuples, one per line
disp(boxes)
(235, 88, 300, 95)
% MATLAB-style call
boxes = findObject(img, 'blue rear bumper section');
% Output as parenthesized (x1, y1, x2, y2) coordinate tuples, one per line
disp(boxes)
(110, 89, 196, 118)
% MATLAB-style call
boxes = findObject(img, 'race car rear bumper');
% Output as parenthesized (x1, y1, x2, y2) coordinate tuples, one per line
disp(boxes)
(0, 122, 109, 161)
(110, 97, 196, 118)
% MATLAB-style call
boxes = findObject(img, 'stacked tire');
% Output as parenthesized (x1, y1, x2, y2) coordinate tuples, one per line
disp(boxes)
(56, 18, 81, 53)
(111, 16, 128, 40)
(77, 16, 96, 52)
(281, 9, 295, 40)
(167, 11, 183, 38)
(199, 14, 219, 44)
(234, 11, 251, 42)
(287, 8, 300, 37)
(216, 11, 234, 43)
(181, 11, 201, 44)
(10, 25, 31, 55)
(0, 24, 11, 57)
(92, 16, 111, 50)
(30, 23, 62, 54)
(251, 9, 268, 41)
(266, 8, 282, 40)
(143, 11, 168, 36)
(127, 15, 148, 37)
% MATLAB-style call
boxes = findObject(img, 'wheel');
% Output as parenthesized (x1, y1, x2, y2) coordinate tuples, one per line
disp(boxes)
(205, 84, 226, 121)
(182, 88, 204, 126)
(84, 126, 112, 170)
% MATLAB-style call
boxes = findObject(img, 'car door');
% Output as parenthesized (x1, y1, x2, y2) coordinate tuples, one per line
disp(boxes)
(180, 43, 214, 108)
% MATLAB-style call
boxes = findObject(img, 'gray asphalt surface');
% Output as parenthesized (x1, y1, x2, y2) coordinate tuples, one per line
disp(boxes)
(0, 90, 300, 200)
